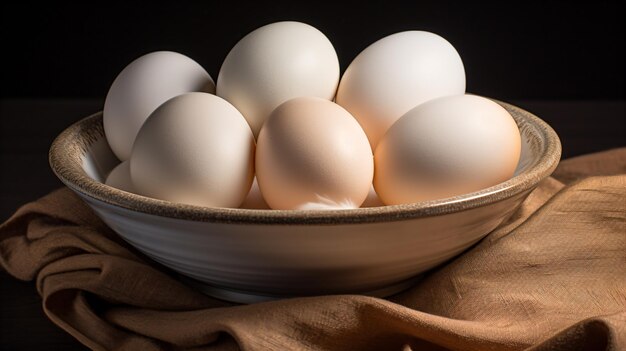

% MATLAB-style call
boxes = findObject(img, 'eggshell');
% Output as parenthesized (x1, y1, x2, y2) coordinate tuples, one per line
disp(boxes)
(105, 161, 134, 194)
(256, 97, 373, 210)
(361, 185, 384, 208)
(104, 51, 215, 161)
(217, 21, 340, 137)
(336, 31, 465, 148)
(374, 95, 521, 205)
(130, 93, 254, 208)
(240, 177, 269, 209)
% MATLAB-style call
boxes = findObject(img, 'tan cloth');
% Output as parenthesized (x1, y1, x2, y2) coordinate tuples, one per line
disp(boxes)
(1, 148, 625, 351)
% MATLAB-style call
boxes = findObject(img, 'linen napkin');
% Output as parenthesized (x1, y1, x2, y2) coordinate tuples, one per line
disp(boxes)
(1, 148, 625, 350)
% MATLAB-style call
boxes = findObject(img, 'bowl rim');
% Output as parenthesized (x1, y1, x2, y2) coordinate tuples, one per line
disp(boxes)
(49, 100, 561, 225)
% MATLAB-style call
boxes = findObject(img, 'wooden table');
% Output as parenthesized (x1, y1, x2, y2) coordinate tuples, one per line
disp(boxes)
(0, 99, 624, 350)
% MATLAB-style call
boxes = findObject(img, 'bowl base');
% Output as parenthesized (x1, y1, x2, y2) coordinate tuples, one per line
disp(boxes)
(179, 275, 424, 304)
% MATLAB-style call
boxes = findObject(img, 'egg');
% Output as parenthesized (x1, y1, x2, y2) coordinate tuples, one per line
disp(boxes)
(130, 93, 254, 208)
(217, 21, 340, 137)
(256, 97, 373, 210)
(239, 177, 270, 209)
(105, 161, 134, 194)
(361, 185, 384, 208)
(104, 51, 215, 161)
(336, 31, 465, 149)
(374, 94, 521, 205)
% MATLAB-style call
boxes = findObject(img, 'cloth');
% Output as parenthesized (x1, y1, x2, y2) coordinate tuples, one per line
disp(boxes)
(1, 148, 625, 351)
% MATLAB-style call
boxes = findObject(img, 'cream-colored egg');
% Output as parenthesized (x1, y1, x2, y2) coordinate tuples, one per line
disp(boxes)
(374, 95, 521, 205)
(104, 51, 215, 161)
(336, 31, 465, 149)
(256, 97, 373, 210)
(105, 161, 134, 194)
(130, 93, 254, 208)
(217, 21, 340, 137)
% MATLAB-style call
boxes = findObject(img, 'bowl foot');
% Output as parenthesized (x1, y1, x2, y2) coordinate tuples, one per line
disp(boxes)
(179, 275, 424, 304)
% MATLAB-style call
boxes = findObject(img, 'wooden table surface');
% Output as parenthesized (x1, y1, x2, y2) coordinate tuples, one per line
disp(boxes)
(0, 99, 624, 350)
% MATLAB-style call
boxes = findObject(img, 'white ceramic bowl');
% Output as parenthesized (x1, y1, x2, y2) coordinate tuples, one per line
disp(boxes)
(49, 101, 560, 303)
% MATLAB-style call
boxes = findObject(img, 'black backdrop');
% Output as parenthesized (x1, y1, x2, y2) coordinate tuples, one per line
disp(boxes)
(1, 1, 624, 100)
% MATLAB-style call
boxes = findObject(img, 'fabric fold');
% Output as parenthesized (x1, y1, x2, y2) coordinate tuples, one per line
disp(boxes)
(1, 148, 625, 351)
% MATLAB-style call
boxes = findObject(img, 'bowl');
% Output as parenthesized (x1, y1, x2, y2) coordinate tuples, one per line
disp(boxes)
(49, 101, 561, 303)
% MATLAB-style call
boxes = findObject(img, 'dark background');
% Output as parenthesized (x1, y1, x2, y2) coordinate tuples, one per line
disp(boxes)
(1, 1, 624, 100)
(0, 1, 624, 350)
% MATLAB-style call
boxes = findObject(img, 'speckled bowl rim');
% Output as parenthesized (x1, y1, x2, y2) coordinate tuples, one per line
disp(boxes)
(49, 101, 561, 225)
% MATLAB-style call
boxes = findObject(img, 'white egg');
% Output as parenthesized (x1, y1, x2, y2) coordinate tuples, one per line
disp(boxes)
(104, 51, 215, 161)
(256, 97, 373, 210)
(104, 161, 134, 194)
(130, 93, 254, 208)
(336, 31, 465, 149)
(217, 21, 340, 137)
(374, 95, 521, 205)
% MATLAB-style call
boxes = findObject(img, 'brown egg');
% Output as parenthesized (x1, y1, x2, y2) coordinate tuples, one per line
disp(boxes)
(256, 97, 373, 210)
